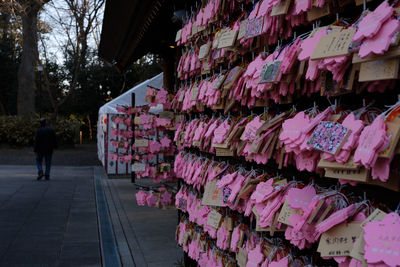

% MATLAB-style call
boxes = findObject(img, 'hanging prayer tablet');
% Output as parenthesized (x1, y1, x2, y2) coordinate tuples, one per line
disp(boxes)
(175, 29, 182, 42)
(135, 139, 149, 147)
(363, 213, 400, 266)
(258, 60, 282, 84)
(379, 119, 400, 158)
(359, 58, 400, 82)
(245, 17, 264, 39)
(307, 121, 350, 155)
(237, 20, 248, 40)
(218, 30, 238, 49)
(132, 163, 146, 172)
(311, 28, 355, 60)
(223, 66, 243, 89)
(213, 74, 227, 90)
(202, 180, 224, 206)
(317, 222, 362, 257)
(271, 0, 291, 16)
(207, 209, 222, 229)
(198, 43, 211, 60)
(307, 5, 330, 21)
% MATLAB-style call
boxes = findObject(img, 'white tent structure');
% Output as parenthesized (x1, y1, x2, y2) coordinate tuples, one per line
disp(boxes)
(97, 73, 163, 174)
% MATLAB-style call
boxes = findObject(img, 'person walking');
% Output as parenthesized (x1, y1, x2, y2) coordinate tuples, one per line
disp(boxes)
(34, 118, 57, 180)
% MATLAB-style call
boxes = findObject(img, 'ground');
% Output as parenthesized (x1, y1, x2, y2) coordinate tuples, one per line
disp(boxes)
(0, 144, 182, 267)
(0, 144, 101, 166)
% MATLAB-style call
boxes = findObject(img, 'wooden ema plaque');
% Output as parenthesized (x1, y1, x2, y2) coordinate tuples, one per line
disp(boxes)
(216, 147, 234, 157)
(359, 58, 400, 82)
(218, 30, 238, 49)
(202, 180, 224, 206)
(311, 28, 355, 60)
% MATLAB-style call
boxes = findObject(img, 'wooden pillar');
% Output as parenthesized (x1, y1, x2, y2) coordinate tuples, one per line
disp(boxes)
(162, 51, 175, 91)
(131, 92, 136, 184)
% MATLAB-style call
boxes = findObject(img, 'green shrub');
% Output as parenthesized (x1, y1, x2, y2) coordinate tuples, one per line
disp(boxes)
(54, 117, 80, 146)
(0, 115, 80, 147)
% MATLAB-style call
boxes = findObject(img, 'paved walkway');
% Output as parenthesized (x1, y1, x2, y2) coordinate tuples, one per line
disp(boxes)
(110, 178, 182, 267)
(0, 144, 101, 166)
(0, 165, 100, 267)
(0, 163, 182, 267)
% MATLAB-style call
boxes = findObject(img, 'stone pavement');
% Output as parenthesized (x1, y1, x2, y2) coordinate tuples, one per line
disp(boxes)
(0, 144, 101, 166)
(0, 163, 182, 267)
(0, 165, 100, 267)
(109, 178, 183, 267)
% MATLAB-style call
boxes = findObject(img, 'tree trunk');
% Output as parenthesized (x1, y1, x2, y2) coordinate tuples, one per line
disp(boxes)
(50, 105, 58, 125)
(87, 115, 92, 140)
(1, 13, 10, 41)
(0, 13, 10, 115)
(17, 3, 40, 116)
(0, 95, 6, 115)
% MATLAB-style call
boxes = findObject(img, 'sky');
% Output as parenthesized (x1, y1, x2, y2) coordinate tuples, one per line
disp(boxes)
(39, 0, 105, 65)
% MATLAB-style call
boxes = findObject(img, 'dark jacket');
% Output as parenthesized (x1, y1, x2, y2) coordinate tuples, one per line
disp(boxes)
(34, 126, 57, 155)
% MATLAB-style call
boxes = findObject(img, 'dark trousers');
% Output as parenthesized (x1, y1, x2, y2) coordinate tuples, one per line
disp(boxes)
(36, 153, 52, 176)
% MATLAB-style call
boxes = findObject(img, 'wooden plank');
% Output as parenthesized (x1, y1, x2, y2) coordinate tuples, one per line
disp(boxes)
(352, 45, 400, 64)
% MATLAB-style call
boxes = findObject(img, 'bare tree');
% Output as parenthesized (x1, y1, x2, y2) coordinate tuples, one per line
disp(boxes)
(41, 0, 104, 121)
(0, 0, 50, 116)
